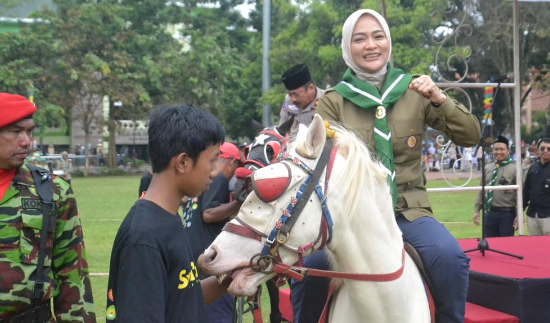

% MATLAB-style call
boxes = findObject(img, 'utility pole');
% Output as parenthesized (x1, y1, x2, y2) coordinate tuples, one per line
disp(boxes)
(380, 0, 387, 20)
(261, 0, 271, 127)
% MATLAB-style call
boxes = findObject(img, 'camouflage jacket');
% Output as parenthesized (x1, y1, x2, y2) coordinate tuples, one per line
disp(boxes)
(0, 165, 96, 322)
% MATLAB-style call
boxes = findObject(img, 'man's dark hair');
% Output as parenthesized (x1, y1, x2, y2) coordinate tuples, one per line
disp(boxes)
(148, 105, 225, 173)
(537, 138, 550, 148)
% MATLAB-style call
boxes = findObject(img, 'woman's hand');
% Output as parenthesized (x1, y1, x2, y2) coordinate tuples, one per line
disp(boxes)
(408, 75, 447, 106)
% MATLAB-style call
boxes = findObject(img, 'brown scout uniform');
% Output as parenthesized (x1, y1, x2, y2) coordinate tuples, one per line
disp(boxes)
(279, 87, 325, 128)
(318, 86, 481, 221)
(474, 161, 517, 212)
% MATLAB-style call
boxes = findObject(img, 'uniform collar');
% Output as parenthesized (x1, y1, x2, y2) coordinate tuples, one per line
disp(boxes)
(0, 166, 32, 204)
(13, 164, 34, 186)
(301, 87, 324, 113)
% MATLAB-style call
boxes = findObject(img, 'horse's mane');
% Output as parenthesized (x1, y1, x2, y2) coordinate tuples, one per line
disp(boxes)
(289, 122, 393, 223)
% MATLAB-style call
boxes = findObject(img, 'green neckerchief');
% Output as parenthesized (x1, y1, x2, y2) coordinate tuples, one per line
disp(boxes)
(485, 156, 513, 214)
(334, 64, 413, 209)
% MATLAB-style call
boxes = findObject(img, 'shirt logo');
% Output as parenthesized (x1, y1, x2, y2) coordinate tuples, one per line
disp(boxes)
(22, 198, 42, 209)
(178, 261, 200, 289)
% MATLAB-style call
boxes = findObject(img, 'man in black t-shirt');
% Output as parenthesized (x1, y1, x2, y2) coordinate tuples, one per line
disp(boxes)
(138, 170, 153, 198)
(186, 142, 243, 323)
(106, 105, 231, 323)
(523, 138, 550, 235)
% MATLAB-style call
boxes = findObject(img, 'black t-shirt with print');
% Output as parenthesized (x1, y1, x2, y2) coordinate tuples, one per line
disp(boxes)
(186, 174, 230, 268)
(106, 199, 207, 322)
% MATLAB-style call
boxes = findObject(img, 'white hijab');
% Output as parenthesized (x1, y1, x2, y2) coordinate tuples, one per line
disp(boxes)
(341, 9, 392, 84)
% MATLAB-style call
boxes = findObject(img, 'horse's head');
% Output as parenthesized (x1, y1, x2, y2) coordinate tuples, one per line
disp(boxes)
(233, 117, 294, 203)
(244, 117, 294, 170)
(199, 115, 393, 297)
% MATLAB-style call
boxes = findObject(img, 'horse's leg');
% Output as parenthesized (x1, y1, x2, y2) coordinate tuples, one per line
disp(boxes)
(266, 280, 282, 323)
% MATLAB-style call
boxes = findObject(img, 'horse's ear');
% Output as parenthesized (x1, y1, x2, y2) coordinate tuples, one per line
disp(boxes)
(251, 119, 265, 134)
(276, 116, 294, 136)
(302, 114, 326, 158)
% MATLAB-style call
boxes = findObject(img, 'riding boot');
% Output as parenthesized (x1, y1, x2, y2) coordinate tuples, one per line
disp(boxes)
(270, 312, 282, 323)
(266, 280, 282, 323)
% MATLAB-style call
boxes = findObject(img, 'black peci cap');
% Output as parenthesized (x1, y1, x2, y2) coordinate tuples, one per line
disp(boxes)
(281, 64, 312, 90)
(495, 135, 509, 148)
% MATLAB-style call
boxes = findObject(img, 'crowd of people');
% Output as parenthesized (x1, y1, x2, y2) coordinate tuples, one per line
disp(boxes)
(1, 7, 550, 323)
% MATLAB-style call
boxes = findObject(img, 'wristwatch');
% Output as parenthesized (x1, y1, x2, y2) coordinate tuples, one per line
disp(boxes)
(431, 90, 447, 108)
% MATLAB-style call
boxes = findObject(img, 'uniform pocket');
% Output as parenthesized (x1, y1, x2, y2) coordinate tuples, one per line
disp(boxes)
(391, 119, 424, 163)
(20, 210, 54, 267)
(401, 190, 432, 209)
(392, 119, 424, 138)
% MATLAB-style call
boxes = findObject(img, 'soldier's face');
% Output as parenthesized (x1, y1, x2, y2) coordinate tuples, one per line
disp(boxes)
(493, 143, 509, 162)
(288, 84, 315, 110)
(0, 119, 34, 170)
(350, 14, 390, 74)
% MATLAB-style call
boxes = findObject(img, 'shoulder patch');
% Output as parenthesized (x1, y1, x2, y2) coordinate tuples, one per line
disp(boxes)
(28, 186, 38, 197)
(21, 198, 42, 209)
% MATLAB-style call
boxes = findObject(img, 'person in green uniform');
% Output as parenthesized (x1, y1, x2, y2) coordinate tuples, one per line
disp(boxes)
(0, 93, 95, 322)
(473, 135, 518, 237)
(290, 9, 480, 323)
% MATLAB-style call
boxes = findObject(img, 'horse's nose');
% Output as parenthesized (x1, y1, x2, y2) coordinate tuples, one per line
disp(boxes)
(198, 247, 218, 271)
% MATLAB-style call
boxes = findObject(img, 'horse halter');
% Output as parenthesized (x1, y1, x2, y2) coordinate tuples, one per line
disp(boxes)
(243, 128, 286, 171)
(223, 139, 336, 273)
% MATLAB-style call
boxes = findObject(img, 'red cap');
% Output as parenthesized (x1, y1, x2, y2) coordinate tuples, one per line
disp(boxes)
(0, 93, 37, 128)
(219, 142, 244, 166)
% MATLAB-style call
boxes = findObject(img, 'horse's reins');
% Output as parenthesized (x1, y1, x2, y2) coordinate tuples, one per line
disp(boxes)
(260, 139, 335, 259)
(224, 139, 336, 271)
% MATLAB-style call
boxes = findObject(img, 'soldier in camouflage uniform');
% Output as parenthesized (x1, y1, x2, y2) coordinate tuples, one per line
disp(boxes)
(0, 93, 95, 322)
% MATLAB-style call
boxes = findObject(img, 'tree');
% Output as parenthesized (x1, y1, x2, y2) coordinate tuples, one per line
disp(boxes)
(0, 22, 67, 147)
(30, 1, 154, 171)
(443, 0, 550, 136)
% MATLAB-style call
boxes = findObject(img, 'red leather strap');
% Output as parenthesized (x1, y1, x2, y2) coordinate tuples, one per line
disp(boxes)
(326, 146, 337, 184)
(425, 280, 436, 323)
(243, 159, 266, 169)
(318, 284, 335, 323)
(273, 248, 406, 282)
(222, 222, 262, 242)
(235, 167, 253, 179)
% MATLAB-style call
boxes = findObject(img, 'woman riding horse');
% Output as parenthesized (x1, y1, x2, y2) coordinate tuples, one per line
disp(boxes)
(291, 9, 480, 323)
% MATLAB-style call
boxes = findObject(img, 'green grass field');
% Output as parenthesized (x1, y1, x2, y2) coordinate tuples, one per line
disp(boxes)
(73, 175, 526, 322)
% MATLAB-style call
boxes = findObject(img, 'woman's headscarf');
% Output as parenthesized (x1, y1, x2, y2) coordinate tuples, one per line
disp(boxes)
(341, 9, 392, 84)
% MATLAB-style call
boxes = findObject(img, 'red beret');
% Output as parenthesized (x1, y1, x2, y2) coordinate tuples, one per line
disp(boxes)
(0, 93, 37, 128)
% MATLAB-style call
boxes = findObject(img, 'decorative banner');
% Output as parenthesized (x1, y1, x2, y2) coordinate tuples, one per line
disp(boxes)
(483, 87, 493, 124)
(28, 82, 34, 103)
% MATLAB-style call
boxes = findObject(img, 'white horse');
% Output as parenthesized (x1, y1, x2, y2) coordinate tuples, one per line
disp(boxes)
(199, 114, 430, 322)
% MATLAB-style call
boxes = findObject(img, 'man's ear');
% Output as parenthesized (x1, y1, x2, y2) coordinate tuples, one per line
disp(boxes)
(176, 153, 190, 173)
(231, 159, 240, 171)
